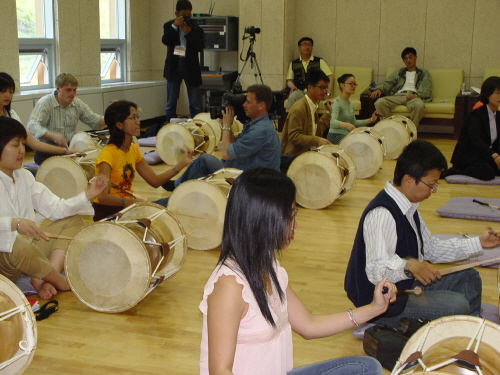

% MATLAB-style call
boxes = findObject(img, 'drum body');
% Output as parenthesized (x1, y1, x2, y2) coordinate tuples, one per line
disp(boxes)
(0, 274, 37, 375)
(193, 113, 244, 146)
(339, 127, 386, 179)
(315, 144, 357, 192)
(374, 116, 417, 159)
(35, 156, 95, 199)
(65, 203, 187, 313)
(69, 131, 102, 153)
(392, 315, 500, 375)
(287, 150, 351, 209)
(156, 120, 216, 165)
(168, 170, 241, 250)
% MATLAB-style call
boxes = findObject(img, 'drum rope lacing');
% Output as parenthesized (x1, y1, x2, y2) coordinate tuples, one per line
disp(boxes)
(0, 303, 36, 370)
(314, 149, 353, 187)
(393, 318, 488, 375)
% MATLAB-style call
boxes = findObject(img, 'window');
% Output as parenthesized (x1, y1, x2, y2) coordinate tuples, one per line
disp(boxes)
(17, 0, 55, 90)
(100, 0, 126, 82)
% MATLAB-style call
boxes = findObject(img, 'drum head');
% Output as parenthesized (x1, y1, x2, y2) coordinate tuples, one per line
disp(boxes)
(232, 119, 244, 134)
(193, 113, 222, 145)
(35, 156, 90, 199)
(156, 124, 195, 165)
(69, 132, 101, 152)
(395, 315, 500, 375)
(201, 168, 243, 197)
(339, 129, 385, 179)
(287, 151, 345, 209)
(65, 221, 153, 313)
(118, 203, 187, 281)
(315, 145, 357, 192)
(167, 180, 227, 250)
(0, 274, 37, 374)
(374, 118, 411, 159)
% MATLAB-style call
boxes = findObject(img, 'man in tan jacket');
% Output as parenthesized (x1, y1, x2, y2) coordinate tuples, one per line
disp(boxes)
(281, 69, 332, 156)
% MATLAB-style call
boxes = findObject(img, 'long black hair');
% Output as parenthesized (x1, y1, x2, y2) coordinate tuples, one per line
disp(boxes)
(104, 100, 137, 149)
(219, 167, 296, 326)
(0, 73, 16, 118)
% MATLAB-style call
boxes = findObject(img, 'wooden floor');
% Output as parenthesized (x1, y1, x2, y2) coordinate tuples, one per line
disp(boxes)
(20, 135, 499, 375)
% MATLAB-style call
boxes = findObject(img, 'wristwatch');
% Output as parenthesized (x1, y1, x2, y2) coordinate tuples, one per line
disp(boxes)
(222, 126, 231, 131)
(404, 259, 414, 278)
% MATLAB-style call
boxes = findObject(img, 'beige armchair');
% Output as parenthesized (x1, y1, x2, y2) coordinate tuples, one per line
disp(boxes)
(384, 67, 463, 120)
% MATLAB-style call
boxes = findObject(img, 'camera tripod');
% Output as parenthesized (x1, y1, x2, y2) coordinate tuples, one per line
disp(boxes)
(233, 34, 263, 91)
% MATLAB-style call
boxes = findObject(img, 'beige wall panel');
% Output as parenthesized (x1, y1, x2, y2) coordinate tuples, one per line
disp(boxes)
(151, 0, 174, 80)
(261, 0, 285, 76)
(56, 0, 101, 86)
(378, 0, 427, 80)
(283, 0, 296, 74)
(293, 0, 336, 65)
(423, 0, 474, 79)
(0, 0, 19, 78)
(470, 0, 500, 83)
(335, 0, 380, 69)
(128, 1, 152, 80)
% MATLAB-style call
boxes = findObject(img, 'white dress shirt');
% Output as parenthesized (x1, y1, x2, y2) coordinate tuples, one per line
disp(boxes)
(363, 181, 483, 284)
(0, 168, 94, 253)
(487, 105, 497, 145)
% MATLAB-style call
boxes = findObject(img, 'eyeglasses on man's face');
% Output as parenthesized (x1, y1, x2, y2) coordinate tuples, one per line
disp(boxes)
(127, 115, 140, 121)
(314, 85, 328, 91)
(417, 179, 439, 193)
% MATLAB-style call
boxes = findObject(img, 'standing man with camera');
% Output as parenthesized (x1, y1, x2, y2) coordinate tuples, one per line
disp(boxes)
(162, 0, 204, 126)
(286, 37, 334, 109)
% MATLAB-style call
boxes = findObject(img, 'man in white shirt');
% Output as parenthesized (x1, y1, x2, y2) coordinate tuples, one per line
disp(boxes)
(286, 37, 334, 110)
(344, 140, 500, 328)
(27, 73, 106, 165)
(369, 47, 431, 128)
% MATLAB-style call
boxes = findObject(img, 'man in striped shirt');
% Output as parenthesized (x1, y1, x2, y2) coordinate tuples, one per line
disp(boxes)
(27, 73, 106, 165)
(345, 140, 500, 328)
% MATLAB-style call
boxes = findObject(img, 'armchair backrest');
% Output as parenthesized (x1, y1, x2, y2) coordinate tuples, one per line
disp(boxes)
(332, 66, 373, 99)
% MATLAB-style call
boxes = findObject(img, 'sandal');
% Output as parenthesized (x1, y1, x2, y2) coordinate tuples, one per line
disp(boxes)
(35, 300, 59, 321)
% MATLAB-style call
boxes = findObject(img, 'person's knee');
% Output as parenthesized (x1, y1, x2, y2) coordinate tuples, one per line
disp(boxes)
(439, 292, 471, 315)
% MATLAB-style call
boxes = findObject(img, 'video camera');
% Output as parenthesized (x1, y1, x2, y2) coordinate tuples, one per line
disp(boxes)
(209, 88, 283, 122)
(244, 26, 261, 36)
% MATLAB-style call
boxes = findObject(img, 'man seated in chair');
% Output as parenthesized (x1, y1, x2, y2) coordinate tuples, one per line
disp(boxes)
(286, 37, 334, 109)
(281, 69, 332, 162)
(369, 47, 431, 128)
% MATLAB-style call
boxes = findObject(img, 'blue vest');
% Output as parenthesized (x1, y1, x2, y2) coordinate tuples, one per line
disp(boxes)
(344, 189, 422, 318)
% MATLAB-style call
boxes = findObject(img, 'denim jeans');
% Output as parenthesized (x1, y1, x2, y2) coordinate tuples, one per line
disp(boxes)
(288, 356, 383, 375)
(174, 154, 223, 188)
(165, 60, 201, 121)
(374, 268, 481, 328)
(153, 197, 169, 207)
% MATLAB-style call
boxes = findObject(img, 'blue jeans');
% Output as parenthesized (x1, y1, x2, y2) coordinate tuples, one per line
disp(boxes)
(174, 154, 223, 188)
(165, 60, 201, 121)
(288, 356, 383, 375)
(374, 268, 481, 328)
(153, 197, 169, 207)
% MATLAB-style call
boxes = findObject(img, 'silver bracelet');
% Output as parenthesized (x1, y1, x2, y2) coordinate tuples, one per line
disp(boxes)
(172, 166, 180, 174)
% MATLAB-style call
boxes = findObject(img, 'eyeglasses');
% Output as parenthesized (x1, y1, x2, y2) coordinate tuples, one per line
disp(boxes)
(345, 82, 358, 87)
(299, 42, 313, 47)
(417, 179, 439, 193)
(291, 207, 298, 220)
(315, 85, 328, 91)
(127, 115, 140, 121)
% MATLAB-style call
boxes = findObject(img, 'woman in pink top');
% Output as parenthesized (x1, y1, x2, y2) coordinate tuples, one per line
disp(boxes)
(199, 167, 397, 375)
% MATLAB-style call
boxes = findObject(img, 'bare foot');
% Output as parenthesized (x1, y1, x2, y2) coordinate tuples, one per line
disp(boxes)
(32, 278, 58, 300)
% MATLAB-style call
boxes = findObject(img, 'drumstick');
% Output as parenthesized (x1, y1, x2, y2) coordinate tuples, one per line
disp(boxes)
(172, 212, 205, 219)
(439, 256, 500, 276)
(382, 286, 423, 296)
(42, 233, 109, 244)
(125, 190, 147, 201)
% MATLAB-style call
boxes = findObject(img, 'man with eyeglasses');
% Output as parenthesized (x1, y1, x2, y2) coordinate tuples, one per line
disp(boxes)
(286, 37, 334, 110)
(27, 73, 106, 165)
(369, 47, 431, 128)
(280, 69, 332, 162)
(345, 140, 500, 329)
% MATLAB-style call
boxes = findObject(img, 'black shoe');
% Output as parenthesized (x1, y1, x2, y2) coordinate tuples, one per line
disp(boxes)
(162, 180, 176, 191)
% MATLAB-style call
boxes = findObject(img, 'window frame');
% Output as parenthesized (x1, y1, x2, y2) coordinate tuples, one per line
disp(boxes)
(100, 0, 127, 83)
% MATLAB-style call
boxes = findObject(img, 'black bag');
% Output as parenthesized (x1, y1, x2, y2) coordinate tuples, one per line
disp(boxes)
(363, 318, 430, 370)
